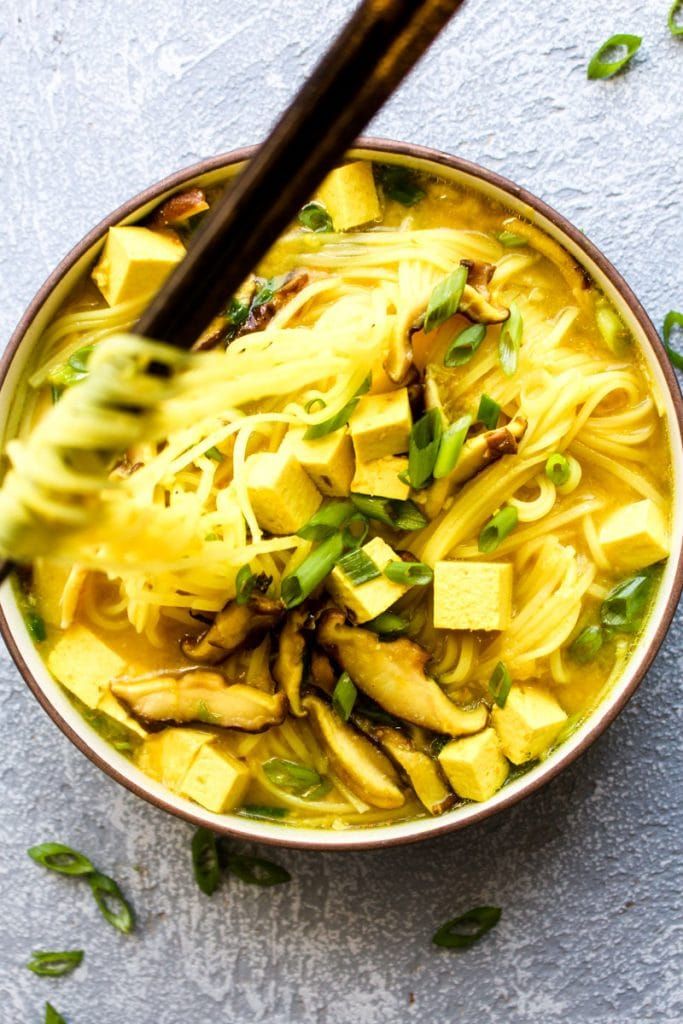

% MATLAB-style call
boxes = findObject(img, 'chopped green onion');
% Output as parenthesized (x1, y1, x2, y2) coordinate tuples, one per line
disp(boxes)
(204, 445, 223, 462)
(332, 671, 357, 721)
(224, 296, 250, 329)
(587, 34, 642, 79)
(409, 409, 443, 489)
(263, 757, 323, 794)
(25, 611, 47, 643)
(45, 1004, 67, 1024)
(298, 201, 333, 232)
(478, 506, 518, 553)
(350, 494, 427, 531)
(596, 302, 628, 355)
(336, 547, 380, 586)
(498, 301, 522, 376)
(432, 906, 501, 950)
(384, 560, 433, 586)
(68, 346, 93, 374)
(304, 396, 327, 413)
(497, 231, 527, 248)
(377, 164, 426, 206)
(27, 950, 83, 978)
(424, 266, 468, 333)
(545, 453, 571, 487)
(433, 414, 472, 479)
(663, 310, 683, 370)
(569, 625, 604, 664)
(304, 376, 370, 440)
(366, 612, 409, 635)
(240, 804, 288, 821)
(234, 565, 271, 605)
(444, 324, 486, 367)
(281, 532, 345, 607)
(601, 571, 654, 633)
(477, 394, 500, 430)
(225, 853, 291, 887)
(88, 872, 135, 934)
(191, 827, 221, 896)
(488, 662, 512, 708)
(669, 0, 683, 35)
(297, 500, 354, 541)
(251, 277, 279, 308)
(341, 513, 370, 549)
(28, 842, 95, 876)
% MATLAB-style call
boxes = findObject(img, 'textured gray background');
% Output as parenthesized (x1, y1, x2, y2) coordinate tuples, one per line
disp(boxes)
(0, 1, 681, 1021)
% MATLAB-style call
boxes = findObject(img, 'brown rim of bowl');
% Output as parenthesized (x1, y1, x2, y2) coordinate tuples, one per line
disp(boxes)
(1, 138, 682, 851)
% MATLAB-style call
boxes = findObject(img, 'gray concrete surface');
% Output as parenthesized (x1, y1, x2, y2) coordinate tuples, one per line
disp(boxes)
(0, 1, 682, 1021)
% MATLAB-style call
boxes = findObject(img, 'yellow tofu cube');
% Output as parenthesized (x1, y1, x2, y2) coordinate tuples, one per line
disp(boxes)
(598, 499, 669, 571)
(351, 455, 410, 501)
(316, 161, 381, 231)
(47, 624, 126, 708)
(438, 728, 509, 802)
(492, 684, 567, 764)
(245, 450, 322, 535)
(433, 561, 513, 631)
(281, 427, 354, 496)
(349, 388, 412, 463)
(327, 536, 408, 623)
(97, 689, 148, 739)
(32, 559, 72, 627)
(91, 226, 185, 306)
(136, 728, 215, 791)
(180, 744, 250, 813)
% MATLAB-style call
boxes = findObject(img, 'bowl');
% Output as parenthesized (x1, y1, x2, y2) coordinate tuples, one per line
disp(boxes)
(1, 139, 682, 850)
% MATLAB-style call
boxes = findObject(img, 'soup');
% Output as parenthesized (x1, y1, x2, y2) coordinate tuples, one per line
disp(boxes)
(9, 159, 671, 829)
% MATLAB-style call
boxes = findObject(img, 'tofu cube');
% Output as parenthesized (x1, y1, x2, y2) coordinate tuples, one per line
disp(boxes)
(598, 498, 669, 571)
(180, 744, 250, 813)
(327, 535, 408, 623)
(32, 559, 73, 627)
(492, 684, 567, 764)
(433, 561, 513, 631)
(316, 161, 381, 231)
(438, 728, 509, 802)
(136, 728, 215, 792)
(97, 689, 148, 739)
(351, 455, 410, 501)
(91, 225, 184, 306)
(349, 388, 412, 463)
(280, 427, 354, 496)
(47, 624, 126, 708)
(245, 450, 322, 535)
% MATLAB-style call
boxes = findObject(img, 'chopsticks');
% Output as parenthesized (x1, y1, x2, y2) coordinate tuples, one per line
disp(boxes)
(136, 0, 465, 348)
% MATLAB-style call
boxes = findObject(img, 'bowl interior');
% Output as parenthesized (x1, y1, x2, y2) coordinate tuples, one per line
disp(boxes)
(1, 142, 681, 850)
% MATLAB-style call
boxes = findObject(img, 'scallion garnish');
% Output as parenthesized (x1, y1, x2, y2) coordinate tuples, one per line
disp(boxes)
(298, 201, 333, 232)
(408, 408, 443, 489)
(377, 164, 426, 206)
(545, 453, 571, 487)
(366, 612, 409, 635)
(204, 445, 223, 462)
(332, 671, 357, 721)
(423, 266, 469, 333)
(88, 872, 135, 934)
(601, 571, 654, 633)
(432, 906, 501, 950)
(304, 376, 370, 440)
(488, 661, 512, 708)
(25, 611, 47, 643)
(28, 842, 95, 876)
(45, 1004, 67, 1024)
(234, 565, 271, 605)
(384, 560, 433, 586)
(251, 277, 279, 308)
(27, 950, 83, 978)
(349, 494, 427, 531)
(498, 301, 522, 376)
(240, 804, 288, 821)
(297, 500, 354, 541)
(569, 625, 604, 664)
(281, 532, 345, 607)
(477, 393, 500, 430)
(304, 397, 327, 413)
(224, 296, 250, 330)
(444, 324, 487, 367)
(587, 33, 642, 79)
(497, 231, 527, 248)
(478, 506, 518, 553)
(433, 414, 472, 479)
(336, 547, 381, 586)
(225, 853, 291, 887)
(191, 827, 221, 896)
(342, 513, 370, 550)
(669, 0, 683, 34)
(663, 310, 683, 369)
(263, 757, 324, 795)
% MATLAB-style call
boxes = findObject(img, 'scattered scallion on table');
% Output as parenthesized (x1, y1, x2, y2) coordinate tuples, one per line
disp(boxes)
(298, 201, 333, 232)
(545, 453, 571, 487)
(432, 906, 502, 950)
(444, 324, 486, 367)
(384, 560, 433, 586)
(332, 671, 357, 721)
(498, 301, 522, 376)
(478, 506, 518, 553)
(669, 0, 683, 35)
(27, 950, 83, 978)
(587, 33, 642, 79)
(662, 310, 683, 369)
(569, 624, 604, 664)
(423, 265, 468, 333)
(45, 1004, 67, 1024)
(477, 393, 500, 430)
(488, 661, 512, 708)
(433, 414, 472, 479)
(191, 827, 221, 896)
(408, 408, 443, 488)
(28, 843, 95, 876)
(88, 872, 135, 934)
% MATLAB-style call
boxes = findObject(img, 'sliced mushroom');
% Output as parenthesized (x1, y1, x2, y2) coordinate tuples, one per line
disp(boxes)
(457, 259, 509, 324)
(273, 608, 309, 717)
(460, 259, 495, 291)
(369, 724, 455, 815)
(303, 694, 404, 809)
(149, 188, 209, 228)
(112, 671, 288, 731)
(181, 594, 284, 665)
(237, 271, 310, 337)
(309, 648, 336, 695)
(317, 610, 487, 736)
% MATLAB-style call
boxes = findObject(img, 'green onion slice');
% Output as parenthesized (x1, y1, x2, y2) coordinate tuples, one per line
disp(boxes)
(587, 34, 642, 79)
(497, 231, 527, 248)
(336, 548, 380, 586)
(204, 445, 223, 462)
(297, 500, 354, 541)
(28, 842, 95, 876)
(341, 513, 370, 550)
(224, 296, 250, 329)
(444, 324, 487, 367)
(263, 757, 323, 795)
(669, 0, 683, 35)
(498, 301, 522, 376)
(191, 827, 221, 896)
(349, 494, 427, 531)
(45, 1004, 67, 1024)
(601, 571, 654, 633)
(251, 276, 281, 308)
(240, 805, 288, 821)
(27, 950, 83, 978)
(281, 532, 345, 607)
(304, 397, 327, 413)
(235, 565, 271, 605)
(384, 560, 434, 586)
(225, 853, 291, 887)
(433, 414, 472, 479)
(478, 506, 518, 553)
(488, 661, 512, 708)
(663, 310, 683, 370)
(409, 408, 443, 489)
(432, 906, 502, 950)
(569, 625, 604, 664)
(545, 453, 571, 487)
(298, 201, 333, 232)
(332, 671, 357, 721)
(424, 266, 468, 333)
(477, 393, 500, 430)
(377, 164, 426, 206)
(25, 611, 47, 643)
(304, 376, 370, 440)
(365, 612, 410, 635)
(88, 872, 135, 934)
